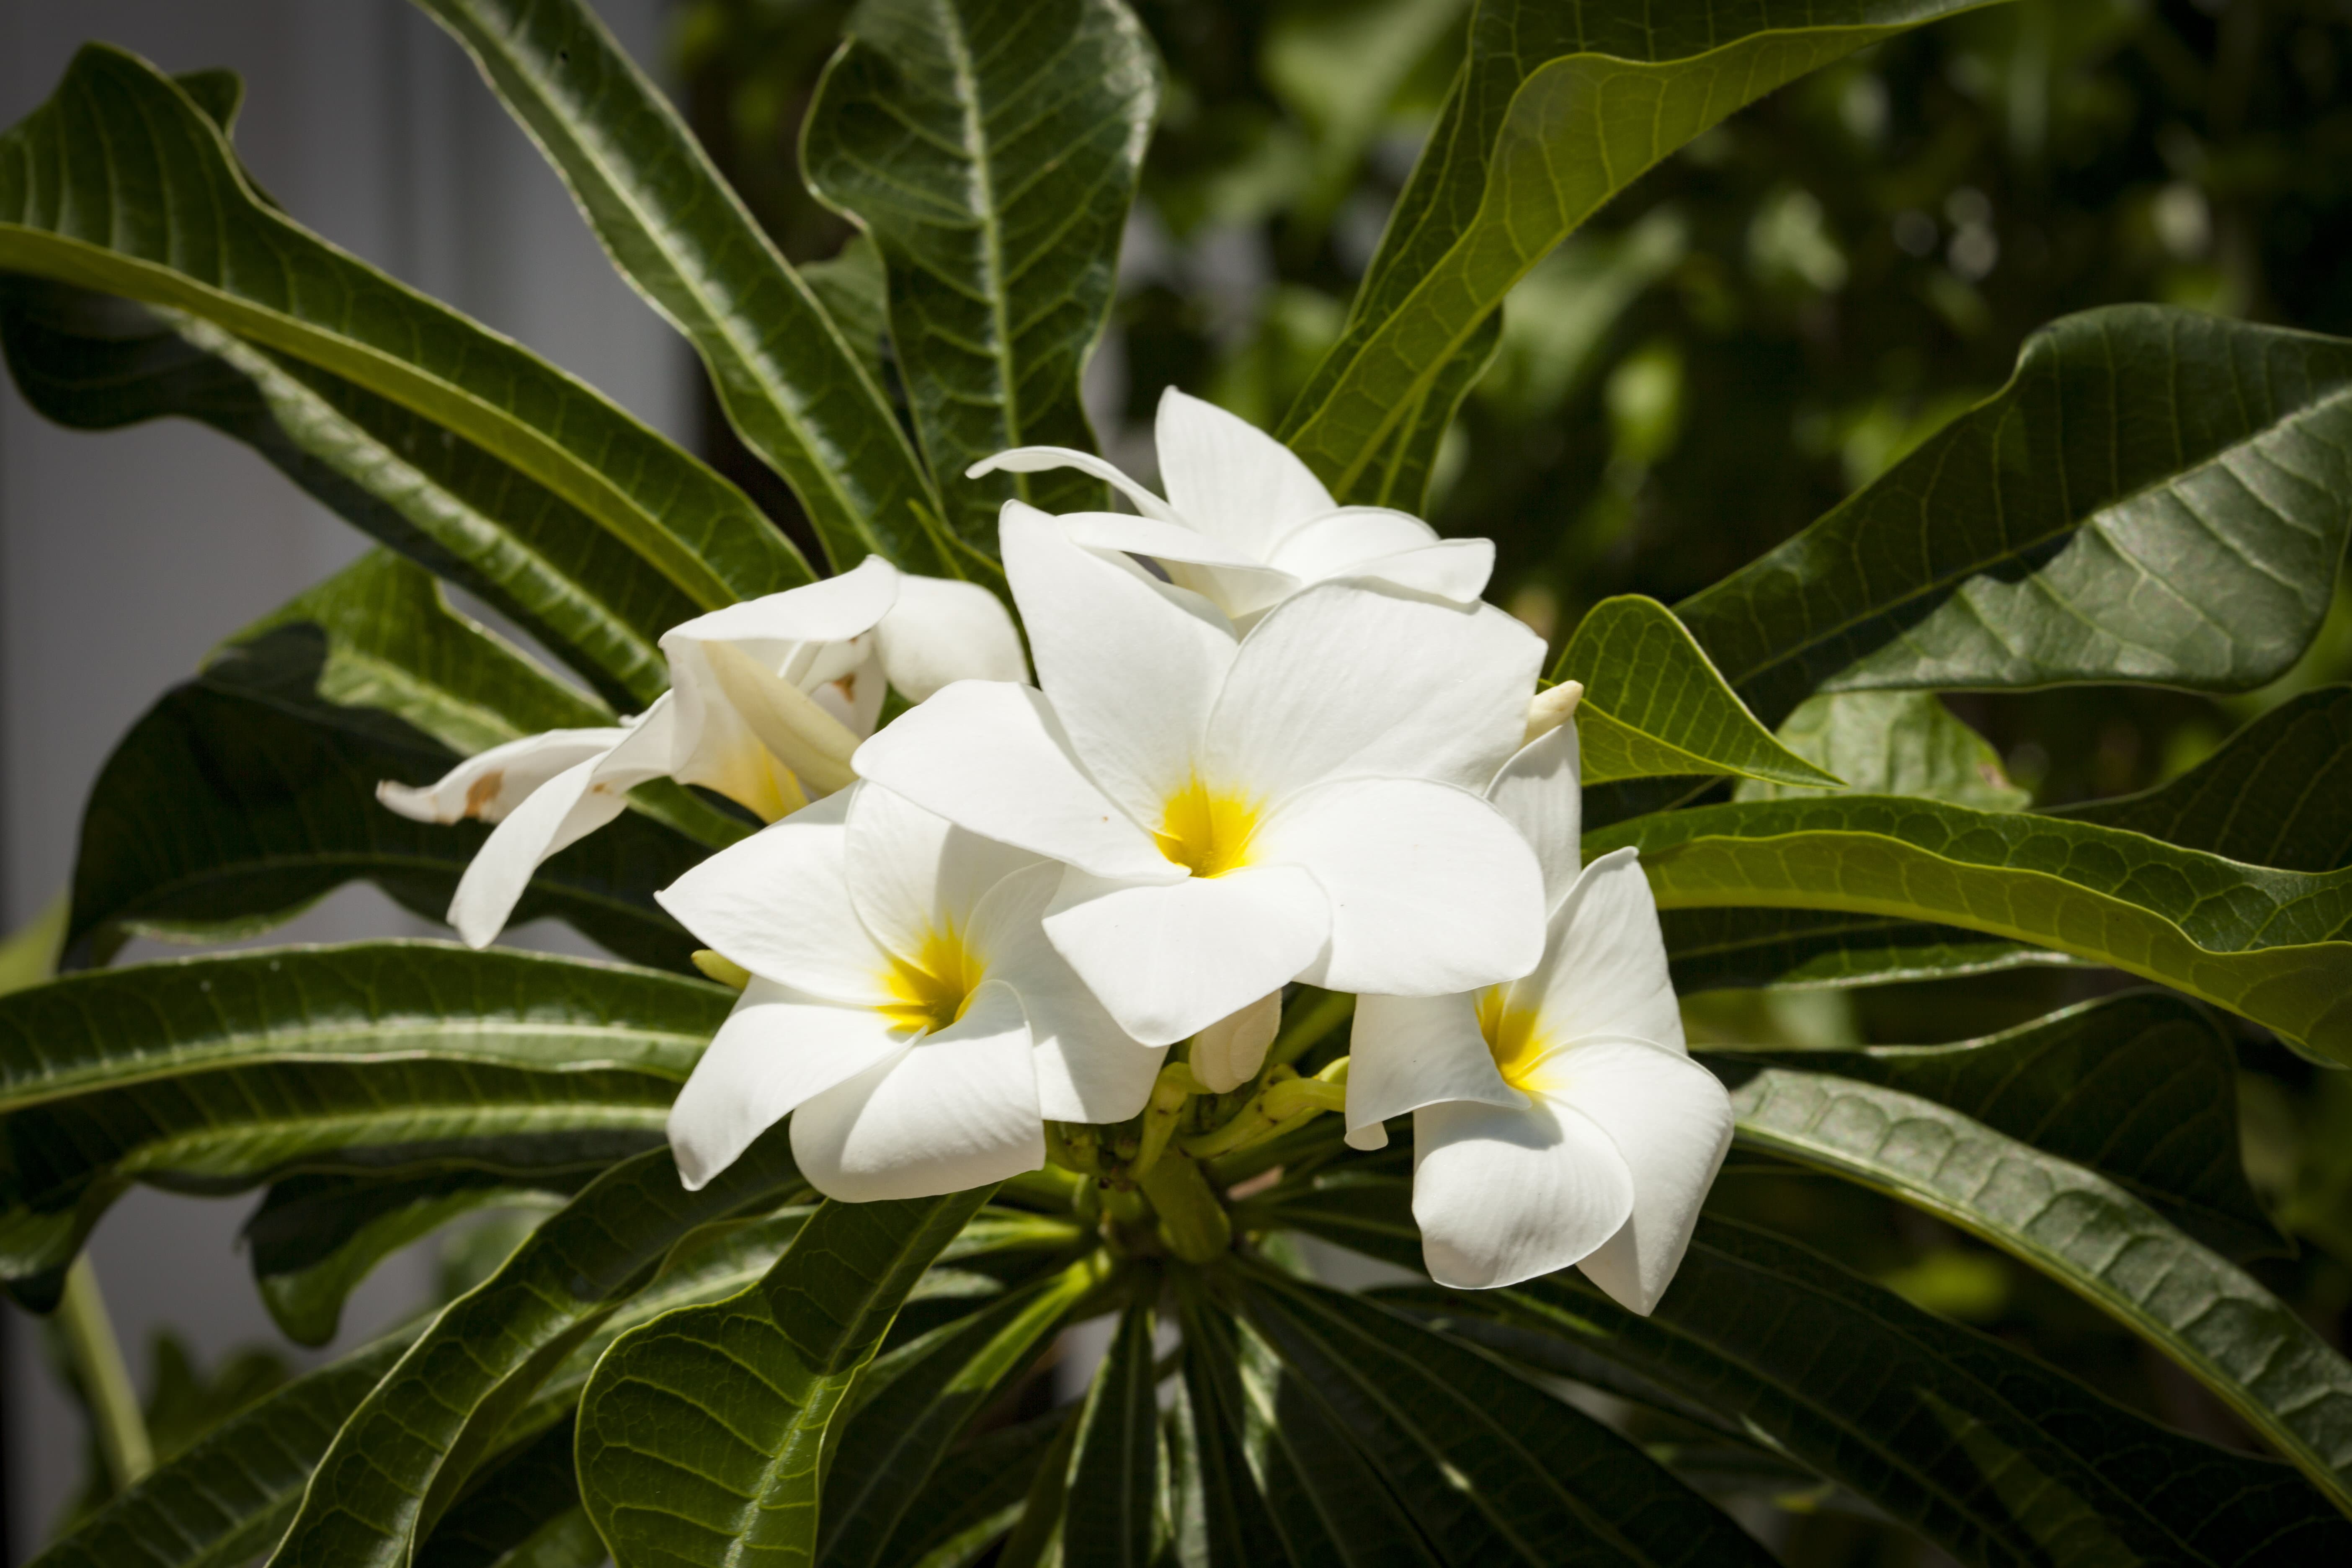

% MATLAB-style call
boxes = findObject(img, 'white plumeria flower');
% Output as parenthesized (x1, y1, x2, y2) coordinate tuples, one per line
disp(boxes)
(968, 388, 1492, 624)
(379, 557, 1024, 947)
(655, 782, 1165, 1200)
(856, 504, 1547, 1048)
(1345, 720, 1733, 1303)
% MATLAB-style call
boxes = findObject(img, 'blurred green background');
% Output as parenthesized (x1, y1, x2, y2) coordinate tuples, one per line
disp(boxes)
(670, 1, 2352, 1559)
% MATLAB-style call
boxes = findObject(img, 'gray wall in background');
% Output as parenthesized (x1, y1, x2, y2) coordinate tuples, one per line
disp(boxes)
(0, 1, 685, 1555)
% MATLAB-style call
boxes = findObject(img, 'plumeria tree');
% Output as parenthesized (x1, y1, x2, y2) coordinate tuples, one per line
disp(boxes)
(3, 0, 2351, 1562)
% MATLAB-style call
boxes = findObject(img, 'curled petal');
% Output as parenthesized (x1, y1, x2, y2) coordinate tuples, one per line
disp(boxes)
(666, 979, 908, 1190)
(1344, 992, 1520, 1151)
(1057, 511, 1297, 621)
(1206, 584, 1542, 799)
(1043, 866, 1329, 1047)
(444, 709, 675, 947)
(655, 791, 896, 1005)
(670, 638, 858, 805)
(1154, 388, 1336, 554)
(1411, 1096, 1636, 1290)
(1542, 1038, 1734, 1315)
(966, 863, 1166, 1123)
(1189, 991, 1282, 1094)
(1001, 505, 1236, 820)
(1485, 720, 1583, 909)
(968, 446, 1182, 524)
(377, 727, 625, 825)
(660, 554, 899, 650)
(873, 574, 1029, 701)
(790, 980, 1045, 1202)
(853, 681, 1175, 884)
(1256, 777, 1544, 998)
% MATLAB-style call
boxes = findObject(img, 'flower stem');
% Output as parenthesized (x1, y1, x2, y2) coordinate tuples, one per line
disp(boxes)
(1127, 1061, 1206, 1183)
(1267, 989, 1354, 1070)
(1181, 1057, 1351, 1162)
(1138, 1154, 1232, 1263)
(57, 1255, 152, 1491)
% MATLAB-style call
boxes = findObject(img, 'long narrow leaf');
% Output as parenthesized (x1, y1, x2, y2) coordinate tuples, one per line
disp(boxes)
(803, 0, 1157, 545)
(576, 1185, 998, 1568)
(414, 0, 944, 575)
(0, 46, 808, 610)
(1726, 1062, 2352, 1509)
(266, 1134, 808, 1567)
(1589, 795, 2352, 1060)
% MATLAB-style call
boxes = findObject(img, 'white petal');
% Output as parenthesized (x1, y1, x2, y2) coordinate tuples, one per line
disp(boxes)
(968, 446, 1183, 524)
(1516, 848, 1685, 1059)
(660, 554, 900, 648)
(1057, 511, 1300, 621)
(442, 711, 675, 947)
(665, 978, 908, 1190)
(1411, 1096, 1635, 1290)
(852, 681, 1176, 884)
(654, 791, 895, 1004)
(668, 637, 859, 805)
(1265, 511, 1494, 606)
(1205, 585, 1542, 799)
(1042, 865, 1329, 1047)
(873, 575, 1029, 701)
(1344, 992, 1521, 1150)
(811, 648, 888, 739)
(1485, 720, 1582, 909)
(790, 980, 1045, 1202)
(1542, 1039, 1733, 1315)
(1001, 504, 1235, 822)
(377, 727, 626, 825)
(845, 782, 1041, 957)
(1154, 389, 1335, 554)
(1255, 778, 1544, 997)
(968, 863, 1167, 1122)
(1189, 990, 1282, 1093)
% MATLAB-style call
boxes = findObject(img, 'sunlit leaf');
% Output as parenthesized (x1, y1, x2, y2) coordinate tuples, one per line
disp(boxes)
(415, 0, 946, 575)
(804, 0, 1158, 544)
(1735, 691, 2029, 810)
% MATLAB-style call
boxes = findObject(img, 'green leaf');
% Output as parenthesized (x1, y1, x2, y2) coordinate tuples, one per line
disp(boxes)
(1589, 795, 2352, 1060)
(0, 939, 722, 1116)
(413, 0, 943, 576)
(1734, 691, 2029, 810)
(1678, 307, 2352, 723)
(0, 46, 809, 611)
(0, 278, 689, 707)
(245, 1170, 577, 1348)
(576, 1184, 999, 1568)
(1058, 1293, 1164, 1567)
(1236, 1264, 1774, 1567)
(1724, 1059, 2352, 1511)
(1555, 596, 1841, 788)
(1723, 991, 2285, 1259)
(2061, 685, 2352, 871)
(1339, 310, 1502, 515)
(0, 891, 67, 999)
(1418, 1219, 2352, 1567)
(1660, 906, 2081, 993)
(1165, 1277, 1299, 1568)
(1278, 0, 1991, 500)
(266, 1133, 808, 1568)
(227, 552, 748, 848)
(417, 1415, 599, 1568)
(65, 635, 701, 969)
(819, 1256, 1101, 1568)
(1256, 1178, 2352, 1565)
(802, 0, 1158, 544)
(26, 1328, 421, 1568)
(0, 1053, 674, 1310)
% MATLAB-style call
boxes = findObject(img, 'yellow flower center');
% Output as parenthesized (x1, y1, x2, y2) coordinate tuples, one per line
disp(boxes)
(1155, 776, 1262, 878)
(1477, 987, 1551, 1094)
(876, 927, 984, 1035)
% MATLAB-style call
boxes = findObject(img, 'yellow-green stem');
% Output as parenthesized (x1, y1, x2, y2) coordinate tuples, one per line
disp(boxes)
(1129, 1062, 1206, 1183)
(1139, 1155, 1233, 1263)
(57, 1255, 152, 1490)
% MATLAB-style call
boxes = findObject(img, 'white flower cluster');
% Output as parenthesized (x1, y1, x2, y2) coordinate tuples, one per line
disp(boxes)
(387, 393, 1732, 1305)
